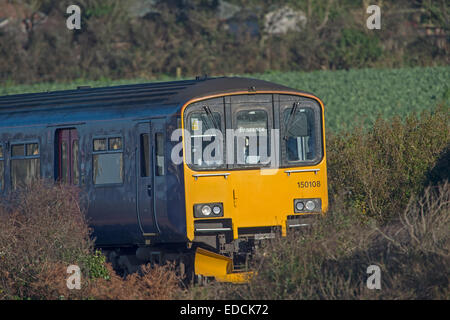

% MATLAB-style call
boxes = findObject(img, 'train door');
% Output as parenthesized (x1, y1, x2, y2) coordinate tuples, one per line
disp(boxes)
(229, 95, 278, 227)
(136, 119, 166, 236)
(56, 128, 80, 185)
(137, 122, 157, 235)
(151, 118, 167, 235)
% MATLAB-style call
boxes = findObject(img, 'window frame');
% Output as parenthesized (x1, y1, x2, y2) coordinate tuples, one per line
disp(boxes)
(183, 94, 324, 172)
(230, 102, 274, 170)
(279, 95, 324, 168)
(92, 135, 124, 187)
(184, 97, 227, 171)
(10, 141, 41, 190)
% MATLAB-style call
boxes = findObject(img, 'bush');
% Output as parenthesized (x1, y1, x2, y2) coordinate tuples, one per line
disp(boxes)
(326, 105, 450, 222)
(0, 180, 93, 299)
(0, 180, 182, 300)
(191, 183, 449, 300)
(87, 262, 181, 300)
(331, 29, 383, 69)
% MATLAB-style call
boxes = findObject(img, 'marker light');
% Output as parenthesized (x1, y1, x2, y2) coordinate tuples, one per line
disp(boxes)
(213, 206, 221, 215)
(295, 202, 305, 211)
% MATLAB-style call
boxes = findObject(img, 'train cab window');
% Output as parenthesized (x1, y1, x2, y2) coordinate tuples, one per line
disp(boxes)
(235, 110, 269, 165)
(93, 137, 123, 185)
(0, 145, 4, 191)
(280, 96, 323, 165)
(187, 111, 224, 168)
(283, 108, 316, 161)
(11, 143, 41, 190)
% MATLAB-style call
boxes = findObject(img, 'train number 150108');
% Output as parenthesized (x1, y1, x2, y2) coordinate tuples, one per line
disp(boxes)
(297, 181, 321, 188)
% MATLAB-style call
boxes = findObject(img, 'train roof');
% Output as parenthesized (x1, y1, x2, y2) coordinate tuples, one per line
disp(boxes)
(0, 77, 311, 115)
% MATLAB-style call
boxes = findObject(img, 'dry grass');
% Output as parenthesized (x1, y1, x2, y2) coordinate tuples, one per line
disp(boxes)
(0, 180, 92, 299)
(188, 183, 449, 300)
(0, 180, 182, 300)
(87, 262, 180, 300)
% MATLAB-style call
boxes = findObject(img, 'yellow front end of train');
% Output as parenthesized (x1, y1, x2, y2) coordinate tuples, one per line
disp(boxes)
(181, 90, 328, 282)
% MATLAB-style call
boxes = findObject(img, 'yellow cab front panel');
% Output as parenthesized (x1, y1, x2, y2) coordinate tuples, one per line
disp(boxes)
(182, 91, 328, 242)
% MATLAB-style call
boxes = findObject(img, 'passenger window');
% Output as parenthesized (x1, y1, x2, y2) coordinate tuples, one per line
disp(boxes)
(11, 143, 41, 190)
(187, 111, 224, 168)
(155, 133, 165, 176)
(12, 144, 25, 157)
(0, 145, 4, 191)
(93, 138, 107, 152)
(109, 137, 122, 150)
(283, 107, 316, 162)
(140, 134, 150, 177)
(235, 109, 269, 165)
(27, 143, 39, 156)
(93, 137, 123, 185)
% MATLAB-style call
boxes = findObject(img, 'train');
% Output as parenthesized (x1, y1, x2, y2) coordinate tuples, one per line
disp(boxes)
(0, 77, 328, 282)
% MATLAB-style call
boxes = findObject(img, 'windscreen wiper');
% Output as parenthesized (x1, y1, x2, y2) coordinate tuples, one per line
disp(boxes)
(203, 105, 220, 130)
(284, 101, 300, 140)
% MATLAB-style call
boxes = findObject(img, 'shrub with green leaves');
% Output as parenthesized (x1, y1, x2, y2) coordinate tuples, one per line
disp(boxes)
(327, 105, 449, 222)
(331, 29, 383, 69)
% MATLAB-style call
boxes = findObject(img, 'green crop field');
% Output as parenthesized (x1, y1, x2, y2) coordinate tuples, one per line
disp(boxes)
(255, 66, 450, 132)
(1, 66, 448, 132)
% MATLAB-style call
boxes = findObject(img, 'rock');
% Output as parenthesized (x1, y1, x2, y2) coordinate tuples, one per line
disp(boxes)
(128, 0, 159, 18)
(217, 0, 241, 20)
(264, 6, 307, 35)
(0, 18, 9, 28)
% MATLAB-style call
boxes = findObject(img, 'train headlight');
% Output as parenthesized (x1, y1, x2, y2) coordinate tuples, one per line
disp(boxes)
(294, 198, 322, 213)
(201, 205, 212, 216)
(305, 200, 315, 211)
(194, 203, 224, 218)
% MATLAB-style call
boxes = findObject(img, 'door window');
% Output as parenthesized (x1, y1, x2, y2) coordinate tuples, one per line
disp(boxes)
(235, 109, 269, 165)
(0, 145, 4, 191)
(140, 134, 150, 177)
(155, 133, 165, 176)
